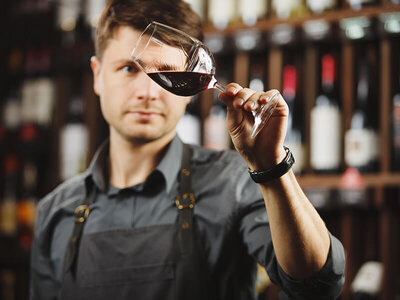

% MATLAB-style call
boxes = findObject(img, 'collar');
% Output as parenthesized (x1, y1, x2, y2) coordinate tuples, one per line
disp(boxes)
(84, 135, 184, 195)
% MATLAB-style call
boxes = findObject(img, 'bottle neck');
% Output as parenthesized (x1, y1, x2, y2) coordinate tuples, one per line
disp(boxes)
(282, 65, 297, 103)
(320, 54, 336, 97)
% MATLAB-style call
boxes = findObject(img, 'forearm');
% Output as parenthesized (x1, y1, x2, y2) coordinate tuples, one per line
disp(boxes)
(259, 170, 330, 280)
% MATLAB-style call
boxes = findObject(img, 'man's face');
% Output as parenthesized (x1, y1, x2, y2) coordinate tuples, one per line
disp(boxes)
(91, 26, 191, 144)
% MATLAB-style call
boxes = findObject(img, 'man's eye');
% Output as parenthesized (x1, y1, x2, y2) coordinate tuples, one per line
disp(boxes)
(121, 65, 138, 73)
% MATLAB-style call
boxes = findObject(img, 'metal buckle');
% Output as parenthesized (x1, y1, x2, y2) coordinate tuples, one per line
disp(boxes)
(74, 205, 90, 223)
(175, 193, 195, 210)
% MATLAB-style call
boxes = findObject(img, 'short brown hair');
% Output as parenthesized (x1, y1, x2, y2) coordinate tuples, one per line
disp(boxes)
(95, 0, 203, 59)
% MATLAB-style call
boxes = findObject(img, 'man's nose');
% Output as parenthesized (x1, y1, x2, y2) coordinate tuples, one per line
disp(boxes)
(135, 72, 162, 101)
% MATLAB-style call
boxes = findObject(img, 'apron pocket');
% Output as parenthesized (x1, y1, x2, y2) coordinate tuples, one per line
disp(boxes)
(79, 262, 174, 287)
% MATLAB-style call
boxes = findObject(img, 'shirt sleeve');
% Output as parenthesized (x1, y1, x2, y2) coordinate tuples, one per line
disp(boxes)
(235, 171, 345, 300)
(30, 199, 60, 300)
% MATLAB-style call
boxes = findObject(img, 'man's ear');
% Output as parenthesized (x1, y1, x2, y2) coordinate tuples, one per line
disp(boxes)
(90, 56, 102, 96)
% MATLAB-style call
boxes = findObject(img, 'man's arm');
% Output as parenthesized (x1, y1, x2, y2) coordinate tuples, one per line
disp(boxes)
(219, 83, 336, 280)
(258, 168, 330, 279)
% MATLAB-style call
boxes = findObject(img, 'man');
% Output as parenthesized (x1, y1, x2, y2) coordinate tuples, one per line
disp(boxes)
(30, 0, 345, 299)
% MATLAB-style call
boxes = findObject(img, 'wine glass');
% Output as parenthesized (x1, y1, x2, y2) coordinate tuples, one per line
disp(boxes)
(131, 21, 279, 138)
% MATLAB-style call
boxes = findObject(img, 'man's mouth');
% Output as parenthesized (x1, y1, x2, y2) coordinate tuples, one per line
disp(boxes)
(128, 110, 162, 120)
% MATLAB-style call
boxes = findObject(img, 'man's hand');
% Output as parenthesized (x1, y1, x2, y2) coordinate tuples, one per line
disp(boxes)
(219, 83, 289, 171)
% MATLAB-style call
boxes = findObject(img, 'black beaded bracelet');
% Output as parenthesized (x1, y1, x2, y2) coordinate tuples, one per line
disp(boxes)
(248, 147, 295, 183)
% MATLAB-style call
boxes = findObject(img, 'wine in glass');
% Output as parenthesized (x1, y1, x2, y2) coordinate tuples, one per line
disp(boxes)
(131, 21, 279, 138)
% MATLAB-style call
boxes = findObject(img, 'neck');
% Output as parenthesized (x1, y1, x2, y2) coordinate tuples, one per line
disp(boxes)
(108, 131, 174, 189)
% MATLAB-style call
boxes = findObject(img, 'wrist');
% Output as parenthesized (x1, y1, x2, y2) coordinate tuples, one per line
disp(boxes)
(247, 146, 287, 171)
(248, 146, 295, 183)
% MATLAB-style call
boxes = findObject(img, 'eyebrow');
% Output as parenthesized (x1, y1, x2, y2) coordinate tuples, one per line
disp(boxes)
(133, 58, 180, 71)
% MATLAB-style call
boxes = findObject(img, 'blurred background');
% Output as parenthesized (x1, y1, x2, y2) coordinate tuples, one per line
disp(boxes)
(0, 0, 399, 299)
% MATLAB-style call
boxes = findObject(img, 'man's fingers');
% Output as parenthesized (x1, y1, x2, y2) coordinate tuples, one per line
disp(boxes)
(225, 83, 243, 96)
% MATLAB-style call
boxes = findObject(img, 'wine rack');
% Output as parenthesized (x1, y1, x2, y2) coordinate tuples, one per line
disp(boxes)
(202, 3, 400, 300)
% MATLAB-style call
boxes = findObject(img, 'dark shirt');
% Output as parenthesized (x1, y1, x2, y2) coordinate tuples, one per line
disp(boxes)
(30, 136, 345, 300)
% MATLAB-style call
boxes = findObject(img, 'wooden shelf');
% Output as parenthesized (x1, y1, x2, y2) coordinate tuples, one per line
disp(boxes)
(203, 4, 400, 35)
(297, 172, 400, 188)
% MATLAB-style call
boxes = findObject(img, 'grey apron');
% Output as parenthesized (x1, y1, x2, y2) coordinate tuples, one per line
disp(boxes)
(60, 144, 213, 300)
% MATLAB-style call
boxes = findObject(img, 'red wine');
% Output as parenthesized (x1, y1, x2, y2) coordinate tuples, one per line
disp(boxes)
(147, 71, 214, 96)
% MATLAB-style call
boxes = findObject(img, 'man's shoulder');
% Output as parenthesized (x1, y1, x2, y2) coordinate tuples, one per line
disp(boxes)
(37, 172, 88, 216)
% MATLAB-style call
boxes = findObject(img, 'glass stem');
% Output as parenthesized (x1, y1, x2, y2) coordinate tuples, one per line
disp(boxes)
(214, 82, 226, 93)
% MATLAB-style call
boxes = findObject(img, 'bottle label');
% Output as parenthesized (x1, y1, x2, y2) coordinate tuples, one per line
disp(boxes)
(345, 128, 378, 168)
(310, 105, 341, 170)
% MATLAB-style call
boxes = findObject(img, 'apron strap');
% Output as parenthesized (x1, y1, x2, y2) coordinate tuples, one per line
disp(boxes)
(176, 144, 195, 256)
(63, 186, 95, 275)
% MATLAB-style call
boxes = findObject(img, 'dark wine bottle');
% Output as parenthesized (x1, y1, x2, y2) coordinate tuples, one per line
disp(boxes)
(248, 59, 265, 93)
(282, 64, 305, 174)
(310, 53, 341, 172)
(60, 93, 88, 180)
(392, 53, 400, 171)
(17, 123, 39, 250)
(0, 154, 19, 236)
(345, 48, 379, 172)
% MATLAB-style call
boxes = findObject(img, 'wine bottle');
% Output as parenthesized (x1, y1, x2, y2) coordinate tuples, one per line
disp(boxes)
(0, 154, 19, 236)
(310, 53, 342, 172)
(59, 95, 88, 180)
(345, 49, 379, 172)
(248, 60, 265, 93)
(17, 160, 37, 250)
(392, 55, 400, 171)
(35, 78, 55, 127)
(339, 167, 367, 207)
(203, 58, 232, 150)
(17, 123, 39, 250)
(85, 0, 107, 29)
(347, 0, 378, 10)
(21, 78, 54, 127)
(184, 0, 205, 21)
(203, 103, 230, 150)
(351, 261, 383, 299)
(57, 0, 90, 46)
(3, 90, 21, 134)
(307, 0, 337, 14)
(282, 64, 305, 174)
(0, 270, 16, 300)
(271, 0, 308, 19)
(177, 96, 202, 145)
(57, 0, 80, 32)
(238, 0, 267, 26)
(208, 0, 237, 29)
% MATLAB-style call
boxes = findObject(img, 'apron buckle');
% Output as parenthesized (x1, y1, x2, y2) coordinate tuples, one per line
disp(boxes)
(175, 193, 195, 210)
(74, 205, 90, 223)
